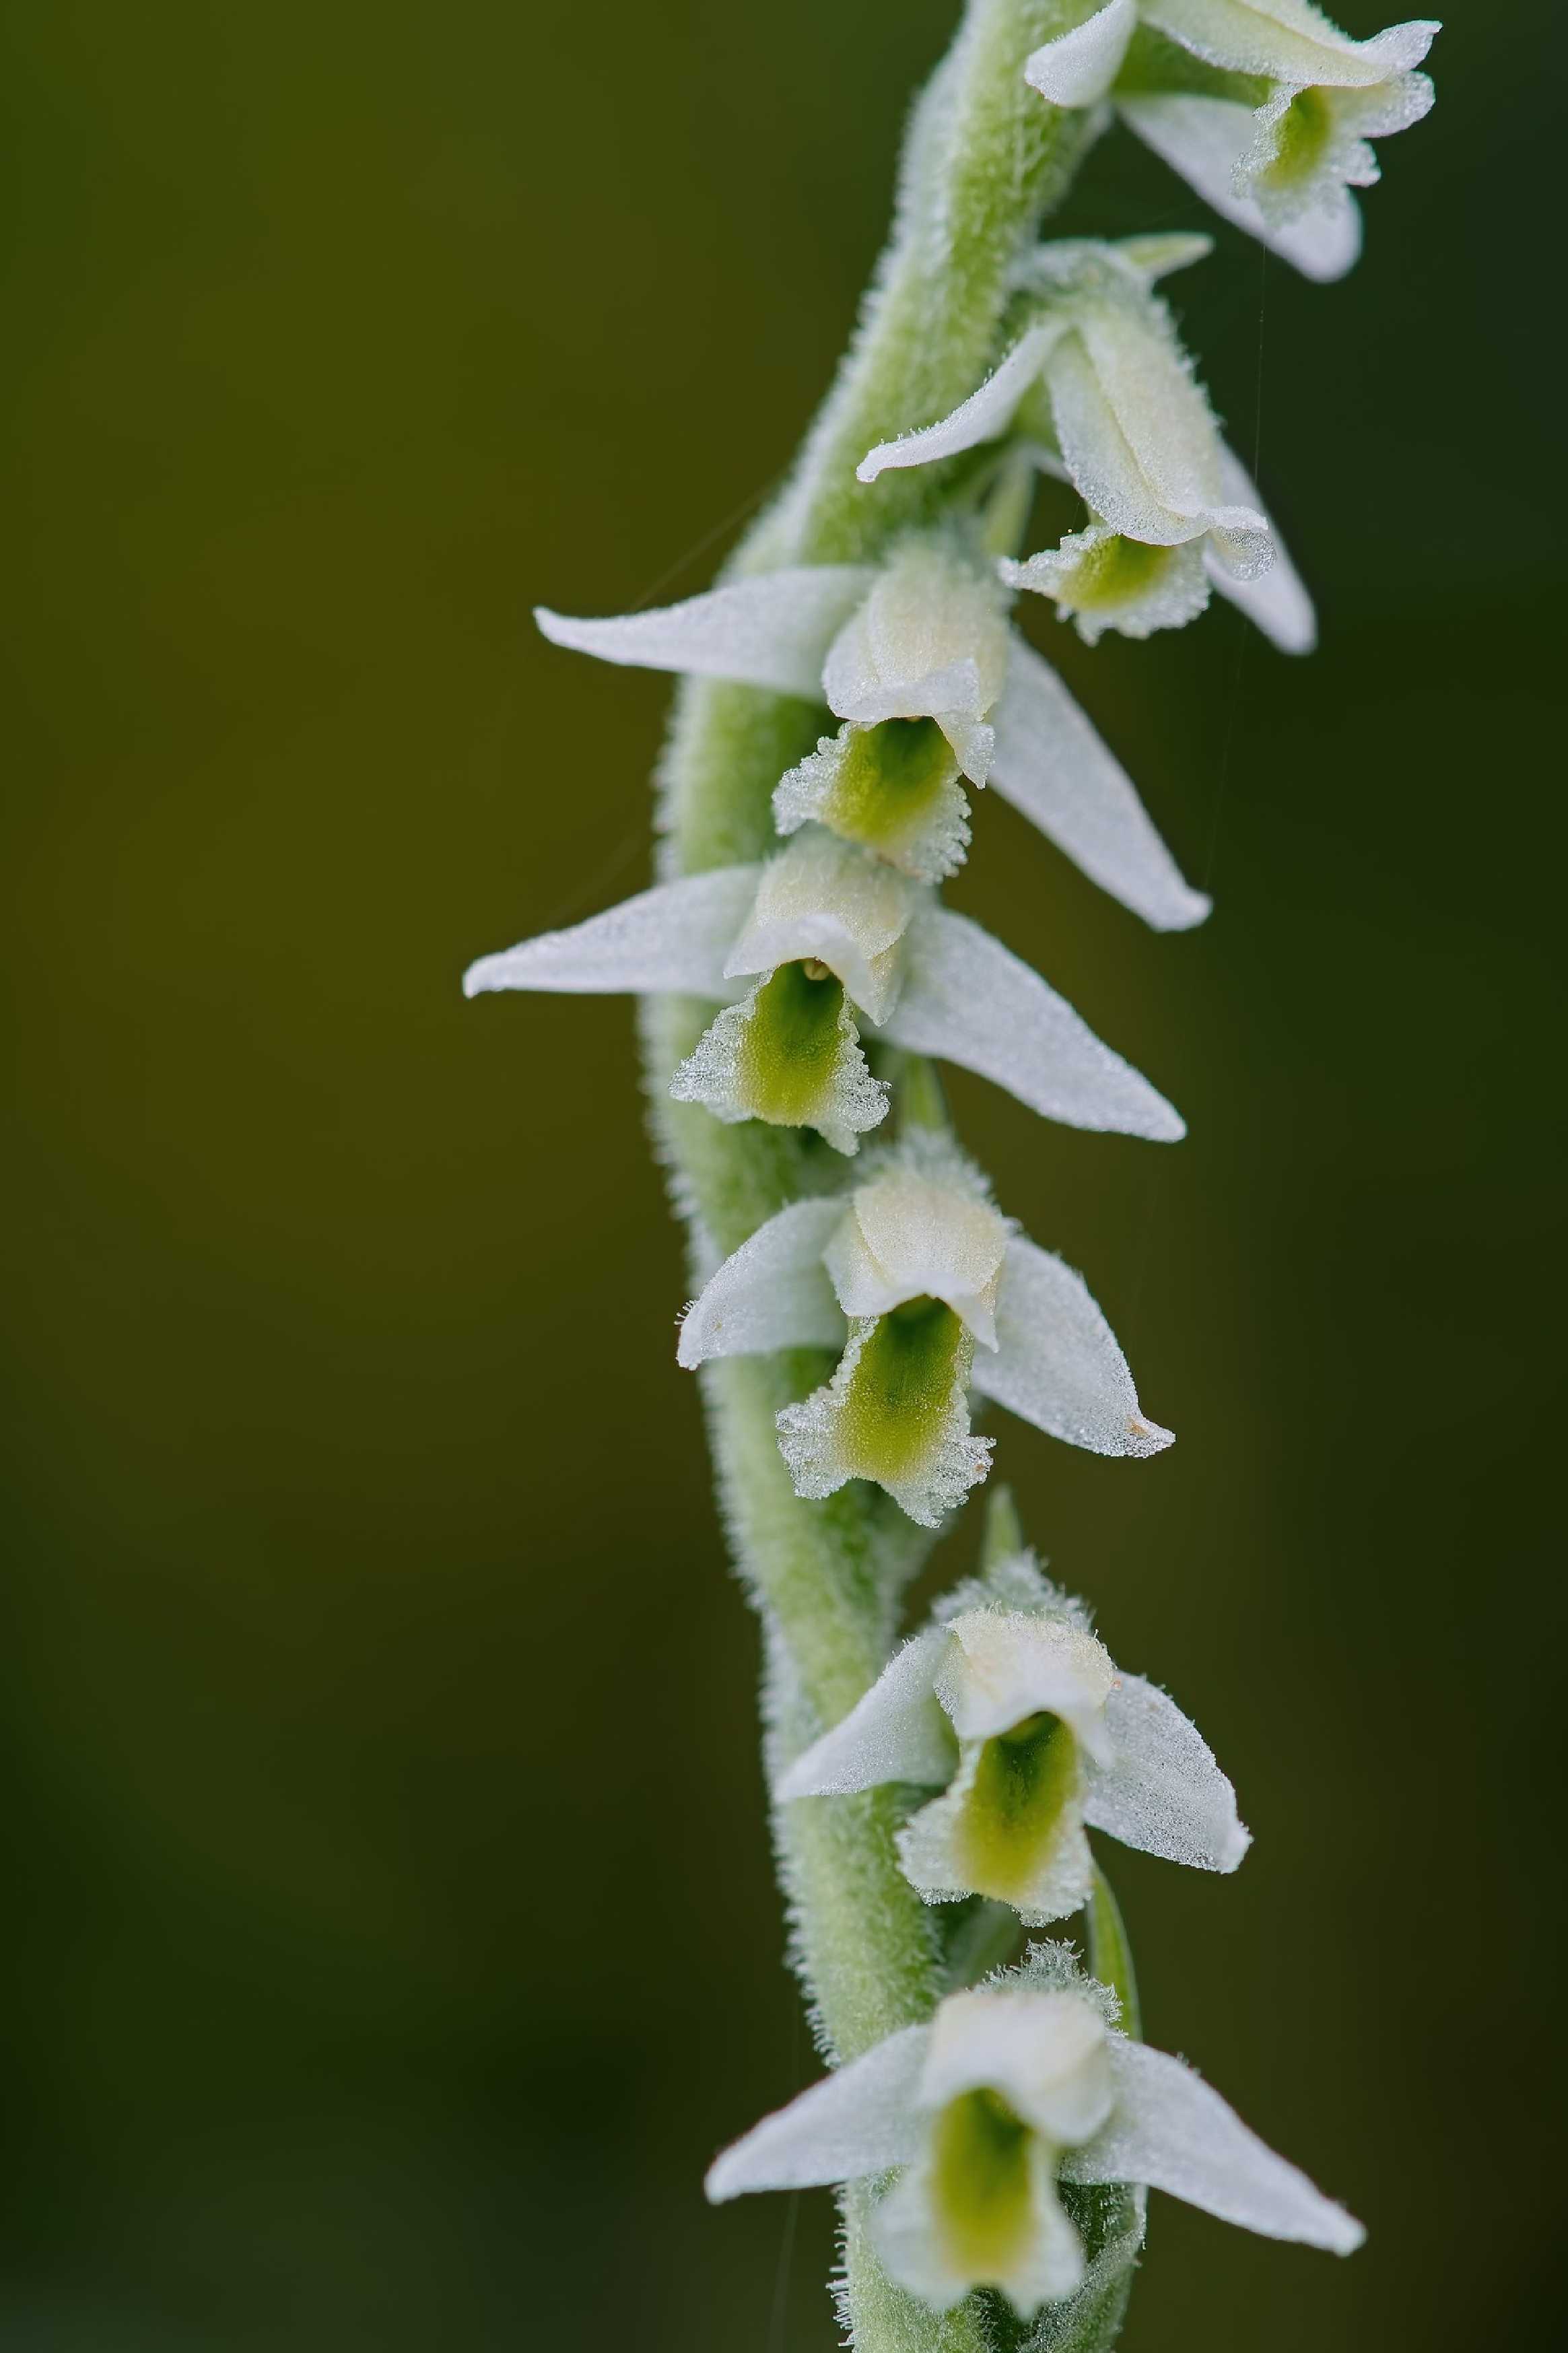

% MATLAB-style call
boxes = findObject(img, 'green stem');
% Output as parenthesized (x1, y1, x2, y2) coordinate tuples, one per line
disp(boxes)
(641, 9, 1102, 2347)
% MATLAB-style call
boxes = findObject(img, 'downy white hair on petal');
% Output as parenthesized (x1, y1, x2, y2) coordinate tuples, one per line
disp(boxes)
(679, 1136, 1173, 1524)
(1025, 3, 1439, 279)
(466, 861, 1186, 1150)
(779, 1550, 1248, 1921)
(860, 239, 1272, 590)
(706, 1966, 1364, 2315)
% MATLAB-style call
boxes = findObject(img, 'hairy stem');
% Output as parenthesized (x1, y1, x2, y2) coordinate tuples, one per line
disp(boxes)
(642, 7, 1101, 2346)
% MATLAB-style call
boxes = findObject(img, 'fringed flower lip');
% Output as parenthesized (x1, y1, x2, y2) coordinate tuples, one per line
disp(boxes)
(1024, 1, 1439, 282)
(857, 238, 1314, 650)
(777, 1550, 1248, 1919)
(706, 1957, 1364, 2318)
(858, 241, 1271, 576)
(463, 829, 1187, 1155)
(677, 1137, 1172, 1524)
(533, 538, 1211, 928)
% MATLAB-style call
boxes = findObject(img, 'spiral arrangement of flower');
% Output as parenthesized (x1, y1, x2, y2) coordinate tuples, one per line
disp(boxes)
(465, 7, 1437, 2346)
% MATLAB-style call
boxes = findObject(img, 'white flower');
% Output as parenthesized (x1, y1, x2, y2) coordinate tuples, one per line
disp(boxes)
(859, 240, 1274, 599)
(706, 1967, 1364, 2316)
(677, 1138, 1171, 1526)
(464, 828, 1190, 1154)
(778, 1559, 1248, 1920)
(1024, 2, 1439, 283)
(534, 549, 1211, 924)
(1006, 424, 1317, 652)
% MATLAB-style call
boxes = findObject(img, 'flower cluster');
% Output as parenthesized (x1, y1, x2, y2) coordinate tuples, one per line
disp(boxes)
(469, 7, 1433, 2343)
(1025, 0, 1438, 282)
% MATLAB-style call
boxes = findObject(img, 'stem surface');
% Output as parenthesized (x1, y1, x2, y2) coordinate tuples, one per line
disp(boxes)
(642, 9, 1099, 2347)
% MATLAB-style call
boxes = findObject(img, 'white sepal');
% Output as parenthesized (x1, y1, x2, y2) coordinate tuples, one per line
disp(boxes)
(872, 1991, 1115, 2315)
(823, 1144, 1011, 1349)
(877, 906, 1186, 1143)
(974, 1235, 1175, 1458)
(922, 1987, 1115, 2146)
(704, 2020, 930, 2202)
(1118, 92, 1364, 281)
(1064, 2035, 1365, 2254)
(776, 1626, 955, 1800)
(534, 566, 876, 696)
(1085, 1673, 1251, 1870)
(676, 1199, 848, 1370)
(858, 327, 1060, 485)
(1046, 299, 1270, 570)
(1024, 0, 1137, 107)
(937, 1611, 1117, 1760)
(723, 829, 918, 1025)
(1143, 0, 1437, 89)
(462, 866, 757, 1000)
(821, 541, 1011, 784)
(1207, 442, 1317, 653)
(987, 635, 1211, 930)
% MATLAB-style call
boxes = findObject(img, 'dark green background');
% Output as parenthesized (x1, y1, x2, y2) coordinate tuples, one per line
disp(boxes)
(2, 3, 1561, 2347)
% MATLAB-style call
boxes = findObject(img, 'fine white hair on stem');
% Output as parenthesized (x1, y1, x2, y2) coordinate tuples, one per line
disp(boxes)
(471, 4, 1435, 2346)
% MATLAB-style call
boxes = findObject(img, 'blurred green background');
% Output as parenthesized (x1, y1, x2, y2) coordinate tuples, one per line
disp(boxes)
(2, 2, 1561, 2346)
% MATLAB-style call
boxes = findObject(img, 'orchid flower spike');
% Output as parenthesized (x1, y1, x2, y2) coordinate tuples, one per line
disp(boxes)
(706, 1954, 1364, 2317)
(1025, 1, 1439, 284)
(677, 1135, 1171, 1526)
(779, 1550, 1248, 1919)
(465, 830, 1188, 1157)
(858, 240, 1314, 653)
(533, 543, 1211, 920)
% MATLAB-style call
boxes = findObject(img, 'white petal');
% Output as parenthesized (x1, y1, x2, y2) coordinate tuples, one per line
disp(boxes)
(1206, 444, 1317, 654)
(704, 2022, 930, 2201)
(899, 1755, 1097, 1925)
(921, 1989, 1115, 2148)
(773, 722, 974, 885)
(1085, 1673, 1250, 1870)
(776, 1311, 992, 1528)
(724, 831, 918, 1025)
(974, 1235, 1174, 1458)
(1142, 0, 1437, 88)
(988, 638, 1211, 930)
(1023, 0, 1137, 107)
(776, 1625, 955, 1799)
(873, 2128, 1085, 2317)
(821, 544, 1011, 775)
(1045, 292, 1266, 562)
(879, 908, 1185, 1143)
(825, 1157, 1010, 1347)
(1118, 94, 1364, 281)
(938, 1610, 1116, 1754)
(857, 326, 1059, 484)
(463, 866, 757, 1000)
(535, 568, 877, 697)
(677, 1199, 848, 1370)
(1237, 70, 1435, 229)
(1065, 2037, 1365, 2254)
(671, 974, 889, 1157)
(1004, 526, 1214, 647)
